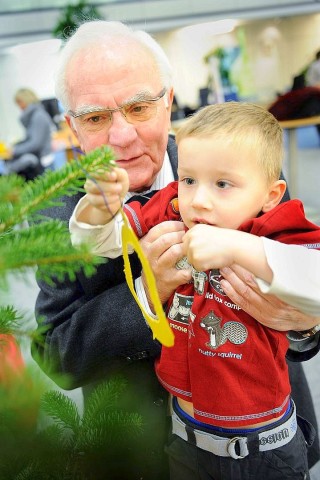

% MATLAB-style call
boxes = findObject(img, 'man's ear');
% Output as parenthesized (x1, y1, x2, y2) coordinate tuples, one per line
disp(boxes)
(262, 179, 287, 212)
(65, 115, 77, 137)
(166, 87, 174, 132)
(166, 87, 174, 108)
(65, 115, 83, 151)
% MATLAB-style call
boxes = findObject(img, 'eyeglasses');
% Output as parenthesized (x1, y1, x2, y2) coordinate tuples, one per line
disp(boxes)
(68, 87, 167, 133)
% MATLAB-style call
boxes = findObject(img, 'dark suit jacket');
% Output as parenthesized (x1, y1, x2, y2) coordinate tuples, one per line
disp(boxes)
(32, 135, 319, 471)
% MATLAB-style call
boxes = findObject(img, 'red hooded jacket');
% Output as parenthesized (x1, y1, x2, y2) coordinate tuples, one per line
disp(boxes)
(125, 181, 320, 427)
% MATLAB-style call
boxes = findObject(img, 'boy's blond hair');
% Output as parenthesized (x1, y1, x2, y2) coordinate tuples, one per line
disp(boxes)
(175, 102, 283, 184)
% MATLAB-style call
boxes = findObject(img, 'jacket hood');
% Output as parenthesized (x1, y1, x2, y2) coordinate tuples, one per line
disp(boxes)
(239, 199, 320, 245)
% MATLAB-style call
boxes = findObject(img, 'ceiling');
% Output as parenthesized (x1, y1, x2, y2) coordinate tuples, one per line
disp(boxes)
(0, 0, 320, 51)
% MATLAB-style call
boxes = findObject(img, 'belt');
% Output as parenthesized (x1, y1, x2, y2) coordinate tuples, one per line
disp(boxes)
(171, 402, 297, 460)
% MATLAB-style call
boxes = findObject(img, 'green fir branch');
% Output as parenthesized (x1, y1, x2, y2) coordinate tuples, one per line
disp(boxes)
(82, 376, 128, 428)
(12, 464, 39, 480)
(0, 310, 49, 341)
(0, 220, 105, 285)
(0, 145, 147, 478)
(80, 378, 143, 451)
(81, 411, 143, 449)
(0, 174, 25, 204)
(41, 390, 82, 433)
(0, 375, 144, 478)
(35, 424, 77, 480)
(0, 306, 22, 334)
(0, 146, 115, 232)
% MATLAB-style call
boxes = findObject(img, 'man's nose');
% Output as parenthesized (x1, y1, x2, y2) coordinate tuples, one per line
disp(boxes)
(107, 111, 138, 147)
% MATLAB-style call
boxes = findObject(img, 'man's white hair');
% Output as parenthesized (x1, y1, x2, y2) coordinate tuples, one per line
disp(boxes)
(54, 20, 173, 110)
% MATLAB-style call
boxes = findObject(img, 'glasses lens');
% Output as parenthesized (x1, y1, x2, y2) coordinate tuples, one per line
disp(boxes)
(76, 111, 111, 133)
(124, 102, 158, 123)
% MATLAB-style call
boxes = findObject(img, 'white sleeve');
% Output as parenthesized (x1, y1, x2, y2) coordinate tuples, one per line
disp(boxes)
(69, 195, 134, 258)
(255, 237, 320, 316)
(135, 276, 158, 326)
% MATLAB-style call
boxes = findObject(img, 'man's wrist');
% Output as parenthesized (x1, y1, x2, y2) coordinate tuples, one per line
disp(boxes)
(297, 324, 320, 338)
(287, 327, 320, 359)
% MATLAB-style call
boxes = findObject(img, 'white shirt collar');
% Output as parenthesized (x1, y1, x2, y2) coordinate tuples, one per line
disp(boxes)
(125, 152, 174, 201)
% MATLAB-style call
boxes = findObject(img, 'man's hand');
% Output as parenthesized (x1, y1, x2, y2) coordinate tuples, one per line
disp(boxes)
(85, 166, 129, 214)
(81, 167, 129, 225)
(220, 264, 319, 332)
(140, 221, 192, 307)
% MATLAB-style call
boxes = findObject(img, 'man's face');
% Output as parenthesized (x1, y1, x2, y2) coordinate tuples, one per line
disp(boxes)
(65, 41, 173, 192)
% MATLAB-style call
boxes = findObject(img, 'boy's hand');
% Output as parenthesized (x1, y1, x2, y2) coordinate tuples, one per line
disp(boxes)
(82, 167, 129, 225)
(183, 225, 236, 272)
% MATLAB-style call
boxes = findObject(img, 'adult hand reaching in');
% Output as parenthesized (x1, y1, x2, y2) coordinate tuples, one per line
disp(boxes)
(181, 224, 320, 333)
(220, 264, 319, 332)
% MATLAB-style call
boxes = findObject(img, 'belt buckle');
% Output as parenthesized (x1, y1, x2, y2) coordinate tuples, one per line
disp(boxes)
(227, 436, 247, 460)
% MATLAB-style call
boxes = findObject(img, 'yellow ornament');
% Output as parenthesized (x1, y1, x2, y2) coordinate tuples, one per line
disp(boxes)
(120, 209, 174, 347)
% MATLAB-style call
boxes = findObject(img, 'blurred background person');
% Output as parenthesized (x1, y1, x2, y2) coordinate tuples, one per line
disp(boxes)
(4, 88, 55, 180)
(306, 50, 320, 88)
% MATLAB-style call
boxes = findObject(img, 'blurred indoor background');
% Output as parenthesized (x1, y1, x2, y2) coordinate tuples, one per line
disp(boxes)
(0, 2, 320, 477)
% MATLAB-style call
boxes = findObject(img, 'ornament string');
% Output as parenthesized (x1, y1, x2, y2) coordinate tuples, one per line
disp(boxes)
(71, 145, 174, 347)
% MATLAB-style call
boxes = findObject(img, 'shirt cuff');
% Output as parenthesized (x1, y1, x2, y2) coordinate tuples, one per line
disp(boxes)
(69, 195, 125, 257)
(135, 276, 158, 323)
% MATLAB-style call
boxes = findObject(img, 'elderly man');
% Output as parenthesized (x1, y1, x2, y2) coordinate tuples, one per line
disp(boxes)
(32, 20, 320, 479)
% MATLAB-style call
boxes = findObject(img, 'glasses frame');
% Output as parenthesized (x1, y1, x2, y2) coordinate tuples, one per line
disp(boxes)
(67, 87, 167, 123)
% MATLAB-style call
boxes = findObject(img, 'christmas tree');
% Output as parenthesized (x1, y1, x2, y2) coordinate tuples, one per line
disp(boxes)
(0, 147, 143, 479)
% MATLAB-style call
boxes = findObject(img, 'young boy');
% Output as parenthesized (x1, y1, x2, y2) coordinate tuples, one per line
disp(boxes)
(70, 102, 320, 479)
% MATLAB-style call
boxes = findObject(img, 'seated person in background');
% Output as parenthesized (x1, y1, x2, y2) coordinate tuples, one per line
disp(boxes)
(70, 102, 320, 480)
(268, 82, 320, 142)
(5, 88, 55, 180)
(270, 50, 320, 142)
(306, 49, 320, 88)
(268, 85, 320, 122)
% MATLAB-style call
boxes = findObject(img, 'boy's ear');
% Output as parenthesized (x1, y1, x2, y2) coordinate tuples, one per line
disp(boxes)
(262, 179, 287, 212)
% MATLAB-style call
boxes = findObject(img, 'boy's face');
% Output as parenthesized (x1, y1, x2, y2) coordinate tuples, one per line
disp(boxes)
(178, 135, 272, 231)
